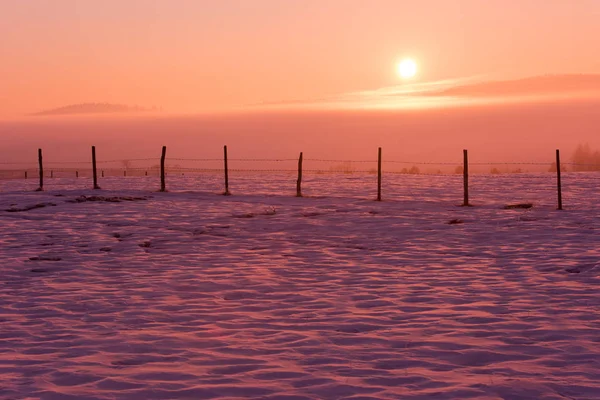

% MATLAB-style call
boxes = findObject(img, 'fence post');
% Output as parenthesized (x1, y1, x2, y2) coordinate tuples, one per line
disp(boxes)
(223, 145, 230, 195)
(92, 146, 100, 189)
(76, 171, 79, 178)
(377, 147, 382, 201)
(296, 152, 303, 197)
(51, 170, 53, 178)
(25, 171, 28, 179)
(36, 148, 43, 191)
(462, 149, 470, 206)
(556, 149, 563, 210)
(124, 170, 127, 177)
(160, 146, 166, 192)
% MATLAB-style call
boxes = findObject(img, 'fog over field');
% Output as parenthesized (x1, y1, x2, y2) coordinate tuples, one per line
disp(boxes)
(1, 99, 600, 170)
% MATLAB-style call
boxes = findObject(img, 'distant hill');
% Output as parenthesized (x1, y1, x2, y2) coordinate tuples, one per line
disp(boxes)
(32, 103, 161, 116)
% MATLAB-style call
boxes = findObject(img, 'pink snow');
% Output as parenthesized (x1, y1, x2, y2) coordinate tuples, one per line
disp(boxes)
(1, 173, 599, 399)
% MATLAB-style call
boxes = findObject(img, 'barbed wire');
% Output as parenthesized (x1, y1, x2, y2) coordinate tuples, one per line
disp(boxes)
(470, 162, 552, 166)
(95, 158, 158, 164)
(168, 158, 221, 162)
(0, 159, 161, 166)
(7, 168, 599, 176)
(2, 154, 600, 181)
(304, 159, 375, 163)
(2, 156, 599, 166)
(384, 171, 460, 177)
(382, 161, 459, 165)
(167, 168, 298, 173)
(564, 162, 600, 166)
(170, 158, 299, 162)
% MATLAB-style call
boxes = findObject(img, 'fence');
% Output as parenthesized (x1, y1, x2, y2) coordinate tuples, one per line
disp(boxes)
(2, 145, 600, 210)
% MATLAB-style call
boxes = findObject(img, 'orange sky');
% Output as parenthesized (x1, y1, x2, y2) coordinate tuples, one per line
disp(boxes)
(1, 0, 600, 116)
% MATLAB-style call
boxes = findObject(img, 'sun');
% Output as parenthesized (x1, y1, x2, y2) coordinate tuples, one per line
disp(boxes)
(397, 59, 417, 79)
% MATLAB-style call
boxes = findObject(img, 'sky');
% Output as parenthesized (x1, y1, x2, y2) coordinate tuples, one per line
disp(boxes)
(2, 0, 600, 116)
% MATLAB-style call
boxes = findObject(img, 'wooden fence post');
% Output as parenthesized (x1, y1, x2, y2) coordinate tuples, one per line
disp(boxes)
(556, 149, 563, 210)
(462, 149, 470, 206)
(25, 171, 28, 179)
(36, 149, 43, 191)
(377, 147, 382, 201)
(223, 145, 230, 195)
(76, 171, 79, 178)
(296, 152, 303, 197)
(92, 146, 100, 189)
(160, 146, 166, 192)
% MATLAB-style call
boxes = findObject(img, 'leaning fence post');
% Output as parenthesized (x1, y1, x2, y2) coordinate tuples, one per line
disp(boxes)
(160, 146, 166, 192)
(223, 145, 230, 195)
(377, 147, 382, 201)
(36, 148, 43, 191)
(296, 152, 303, 197)
(556, 149, 563, 210)
(462, 149, 470, 206)
(92, 146, 100, 189)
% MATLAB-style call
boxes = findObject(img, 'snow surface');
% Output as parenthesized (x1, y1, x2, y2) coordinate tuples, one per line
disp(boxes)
(1, 173, 600, 400)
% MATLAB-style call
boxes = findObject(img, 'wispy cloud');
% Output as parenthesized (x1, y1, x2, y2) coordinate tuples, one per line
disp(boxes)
(251, 76, 480, 111)
(253, 74, 600, 111)
(326, 76, 482, 109)
(429, 74, 600, 98)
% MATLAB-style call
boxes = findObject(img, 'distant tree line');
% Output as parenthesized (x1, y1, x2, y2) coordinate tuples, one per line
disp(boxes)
(571, 143, 600, 171)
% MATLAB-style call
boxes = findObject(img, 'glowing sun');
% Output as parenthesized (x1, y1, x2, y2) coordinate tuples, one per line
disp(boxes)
(397, 59, 417, 79)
